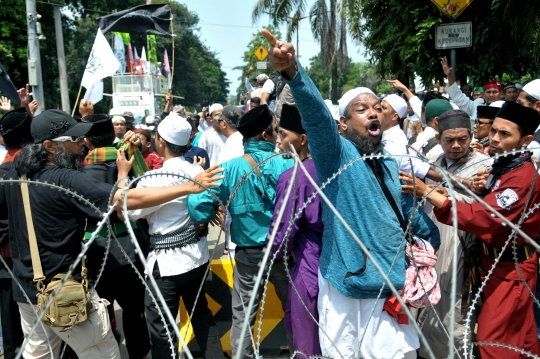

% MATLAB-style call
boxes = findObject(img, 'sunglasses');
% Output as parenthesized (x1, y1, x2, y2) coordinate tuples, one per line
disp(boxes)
(474, 119, 491, 126)
(52, 136, 84, 143)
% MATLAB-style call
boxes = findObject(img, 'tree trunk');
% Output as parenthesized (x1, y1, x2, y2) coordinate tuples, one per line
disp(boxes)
(331, 59, 338, 102)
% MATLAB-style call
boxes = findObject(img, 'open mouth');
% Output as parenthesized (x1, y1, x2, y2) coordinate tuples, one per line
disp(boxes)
(368, 120, 381, 137)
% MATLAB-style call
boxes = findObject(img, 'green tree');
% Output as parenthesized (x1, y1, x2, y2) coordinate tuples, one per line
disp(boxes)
(252, 0, 351, 103)
(234, 25, 282, 97)
(346, 0, 540, 88)
(306, 54, 394, 99)
(2, 0, 228, 112)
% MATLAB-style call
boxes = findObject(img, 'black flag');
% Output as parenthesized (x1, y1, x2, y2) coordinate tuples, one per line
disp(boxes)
(98, 4, 172, 37)
(0, 62, 20, 108)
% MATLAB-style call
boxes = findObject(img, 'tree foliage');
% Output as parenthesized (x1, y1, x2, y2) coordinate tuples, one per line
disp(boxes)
(252, 0, 351, 102)
(234, 25, 282, 96)
(0, 0, 229, 112)
(347, 0, 540, 87)
(305, 54, 393, 99)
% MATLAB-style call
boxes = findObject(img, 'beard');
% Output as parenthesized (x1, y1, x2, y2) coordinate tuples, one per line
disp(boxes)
(345, 130, 384, 155)
(54, 145, 85, 172)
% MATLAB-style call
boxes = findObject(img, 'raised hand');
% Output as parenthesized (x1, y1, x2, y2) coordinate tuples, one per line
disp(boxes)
(79, 99, 94, 118)
(116, 147, 134, 178)
(17, 84, 30, 108)
(440, 57, 455, 85)
(386, 79, 407, 93)
(28, 100, 38, 116)
(193, 155, 206, 168)
(0, 96, 11, 112)
(261, 29, 297, 79)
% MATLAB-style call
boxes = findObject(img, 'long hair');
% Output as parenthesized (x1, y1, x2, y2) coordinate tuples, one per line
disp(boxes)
(14, 143, 48, 175)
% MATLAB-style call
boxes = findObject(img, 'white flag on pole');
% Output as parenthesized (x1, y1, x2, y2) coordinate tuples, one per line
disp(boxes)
(83, 79, 104, 104)
(113, 34, 126, 73)
(81, 28, 120, 90)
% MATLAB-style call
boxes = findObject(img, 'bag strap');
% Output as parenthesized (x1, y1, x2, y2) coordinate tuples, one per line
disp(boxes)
(20, 174, 46, 287)
(20, 174, 88, 292)
(242, 154, 260, 177)
(422, 137, 438, 155)
(365, 160, 413, 244)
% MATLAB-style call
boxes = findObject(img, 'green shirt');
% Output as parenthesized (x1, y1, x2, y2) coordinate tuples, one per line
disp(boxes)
(188, 141, 293, 247)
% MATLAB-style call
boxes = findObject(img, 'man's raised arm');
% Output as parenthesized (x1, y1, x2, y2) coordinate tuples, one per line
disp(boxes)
(262, 29, 342, 176)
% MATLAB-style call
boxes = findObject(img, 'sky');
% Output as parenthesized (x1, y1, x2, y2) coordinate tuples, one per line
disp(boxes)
(181, 0, 366, 96)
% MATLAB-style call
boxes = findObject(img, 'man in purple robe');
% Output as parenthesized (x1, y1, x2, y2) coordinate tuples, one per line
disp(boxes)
(267, 104, 323, 356)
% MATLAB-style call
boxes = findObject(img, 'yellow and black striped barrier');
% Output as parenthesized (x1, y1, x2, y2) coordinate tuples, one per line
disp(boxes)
(179, 259, 288, 357)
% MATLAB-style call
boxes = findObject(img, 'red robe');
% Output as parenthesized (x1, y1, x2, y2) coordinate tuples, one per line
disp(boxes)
(434, 161, 540, 359)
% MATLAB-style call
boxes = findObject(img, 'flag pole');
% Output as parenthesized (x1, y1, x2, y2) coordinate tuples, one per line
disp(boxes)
(71, 85, 83, 117)
(169, 0, 175, 89)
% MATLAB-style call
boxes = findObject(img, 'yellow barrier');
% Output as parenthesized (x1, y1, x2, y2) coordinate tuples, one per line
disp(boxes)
(179, 259, 288, 357)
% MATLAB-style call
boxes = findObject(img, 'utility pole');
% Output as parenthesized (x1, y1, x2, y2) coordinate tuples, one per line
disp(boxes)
(26, 0, 45, 114)
(53, 5, 70, 113)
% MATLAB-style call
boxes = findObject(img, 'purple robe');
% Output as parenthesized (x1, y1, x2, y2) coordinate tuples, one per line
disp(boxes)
(268, 159, 323, 356)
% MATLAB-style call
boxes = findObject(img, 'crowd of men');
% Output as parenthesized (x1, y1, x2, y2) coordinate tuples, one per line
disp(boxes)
(0, 29, 539, 359)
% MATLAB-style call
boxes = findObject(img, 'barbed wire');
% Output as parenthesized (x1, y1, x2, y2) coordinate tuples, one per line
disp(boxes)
(1, 145, 538, 359)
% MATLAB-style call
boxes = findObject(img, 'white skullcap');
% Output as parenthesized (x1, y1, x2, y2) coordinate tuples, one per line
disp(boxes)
(257, 73, 269, 83)
(490, 100, 505, 108)
(383, 94, 407, 119)
(158, 114, 192, 146)
(146, 116, 157, 125)
(209, 103, 224, 115)
(338, 87, 375, 116)
(112, 116, 125, 124)
(523, 79, 540, 100)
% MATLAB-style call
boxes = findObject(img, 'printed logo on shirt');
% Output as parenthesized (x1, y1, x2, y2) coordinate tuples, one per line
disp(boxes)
(493, 180, 501, 191)
(495, 188, 519, 210)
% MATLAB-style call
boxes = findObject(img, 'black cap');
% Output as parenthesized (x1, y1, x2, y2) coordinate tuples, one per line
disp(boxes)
(82, 115, 114, 138)
(218, 105, 244, 126)
(31, 110, 93, 144)
(503, 82, 516, 91)
(495, 101, 540, 136)
(237, 105, 273, 139)
(437, 110, 472, 134)
(0, 107, 33, 147)
(476, 106, 499, 121)
(279, 104, 305, 134)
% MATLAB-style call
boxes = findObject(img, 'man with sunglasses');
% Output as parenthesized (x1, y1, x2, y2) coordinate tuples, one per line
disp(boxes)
(0, 110, 223, 359)
(471, 104, 502, 154)
(189, 105, 293, 359)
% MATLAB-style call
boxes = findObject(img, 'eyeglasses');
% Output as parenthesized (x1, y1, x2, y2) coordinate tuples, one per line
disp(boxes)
(474, 119, 491, 126)
(51, 136, 84, 143)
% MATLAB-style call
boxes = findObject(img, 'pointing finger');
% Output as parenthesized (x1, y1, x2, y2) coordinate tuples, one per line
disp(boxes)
(261, 29, 277, 46)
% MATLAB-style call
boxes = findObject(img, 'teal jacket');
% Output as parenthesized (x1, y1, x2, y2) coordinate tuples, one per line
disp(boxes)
(188, 141, 293, 247)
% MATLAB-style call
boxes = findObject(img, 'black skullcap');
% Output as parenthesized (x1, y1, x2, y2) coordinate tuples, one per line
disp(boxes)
(0, 107, 33, 147)
(503, 82, 516, 91)
(279, 104, 305, 134)
(476, 106, 499, 121)
(422, 92, 449, 109)
(237, 105, 273, 139)
(83, 115, 114, 138)
(495, 101, 540, 136)
(437, 110, 472, 134)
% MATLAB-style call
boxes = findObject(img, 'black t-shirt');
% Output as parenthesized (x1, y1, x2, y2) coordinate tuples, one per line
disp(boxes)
(0, 161, 14, 279)
(0, 165, 113, 303)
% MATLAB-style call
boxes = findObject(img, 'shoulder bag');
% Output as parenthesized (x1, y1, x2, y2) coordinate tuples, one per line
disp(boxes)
(21, 174, 91, 328)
